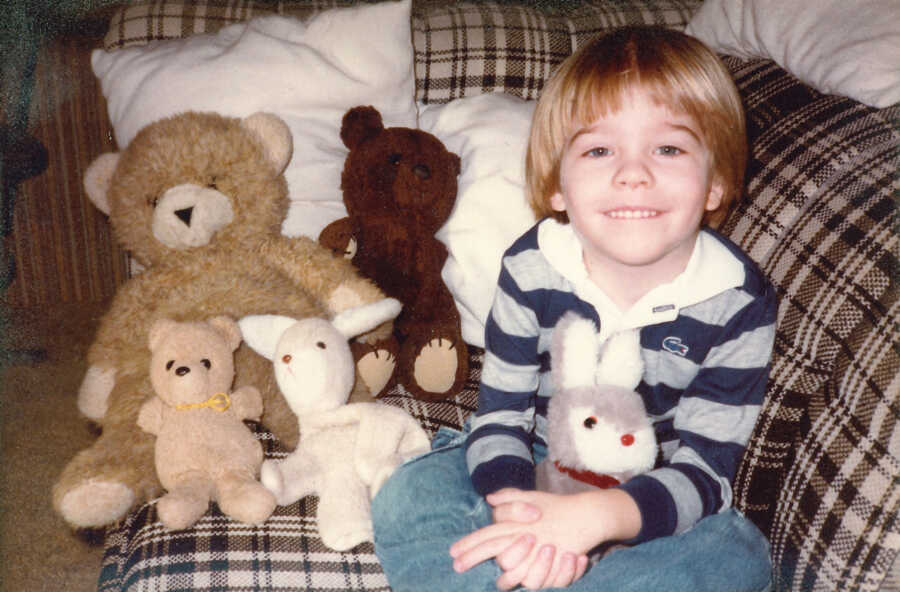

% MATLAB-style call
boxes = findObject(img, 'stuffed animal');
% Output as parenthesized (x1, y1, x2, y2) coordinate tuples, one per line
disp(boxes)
(239, 298, 430, 551)
(138, 316, 275, 530)
(53, 111, 390, 529)
(536, 313, 657, 495)
(318, 105, 468, 401)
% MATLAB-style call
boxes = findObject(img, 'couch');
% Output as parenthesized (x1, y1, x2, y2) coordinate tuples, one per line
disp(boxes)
(9, 0, 897, 590)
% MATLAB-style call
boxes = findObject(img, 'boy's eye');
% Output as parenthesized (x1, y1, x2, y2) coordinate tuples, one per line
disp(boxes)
(584, 147, 610, 158)
(656, 145, 684, 156)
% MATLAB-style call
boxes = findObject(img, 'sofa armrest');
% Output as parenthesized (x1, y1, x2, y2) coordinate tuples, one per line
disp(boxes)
(723, 56, 899, 592)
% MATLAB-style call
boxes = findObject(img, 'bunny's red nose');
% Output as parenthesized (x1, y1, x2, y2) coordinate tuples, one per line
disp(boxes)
(621, 434, 635, 446)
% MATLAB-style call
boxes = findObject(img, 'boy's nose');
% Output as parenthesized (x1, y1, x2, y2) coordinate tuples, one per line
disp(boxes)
(614, 159, 652, 188)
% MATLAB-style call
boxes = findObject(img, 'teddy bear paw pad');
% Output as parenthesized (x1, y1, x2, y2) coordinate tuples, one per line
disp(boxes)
(59, 480, 135, 528)
(357, 348, 397, 396)
(413, 338, 458, 394)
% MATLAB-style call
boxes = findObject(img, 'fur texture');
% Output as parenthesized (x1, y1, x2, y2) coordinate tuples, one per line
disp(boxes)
(53, 112, 388, 529)
(318, 106, 468, 401)
(138, 317, 275, 530)
(536, 313, 657, 495)
(240, 299, 429, 551)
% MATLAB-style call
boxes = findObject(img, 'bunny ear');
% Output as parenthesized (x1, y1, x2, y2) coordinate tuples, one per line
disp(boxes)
(596, 329, 644, 389)
(551, 312, 601, 391)
(332, 298, 402, 339)
(238, 315, 298, 361)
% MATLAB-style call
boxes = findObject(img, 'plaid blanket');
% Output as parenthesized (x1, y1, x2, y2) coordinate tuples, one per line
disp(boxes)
(96, 2, 898, 591)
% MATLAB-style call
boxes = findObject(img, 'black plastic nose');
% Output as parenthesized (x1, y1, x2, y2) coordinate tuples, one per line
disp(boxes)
(175, 366, 190, 376)
(175, 207, 193, 226)
(412, 164, 431, 180)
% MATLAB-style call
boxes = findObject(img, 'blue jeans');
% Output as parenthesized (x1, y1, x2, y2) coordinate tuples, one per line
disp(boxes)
(372, 428, 773, 592)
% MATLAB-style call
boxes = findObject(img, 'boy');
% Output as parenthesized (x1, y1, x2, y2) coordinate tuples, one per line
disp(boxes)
(373, 26, 777, 591)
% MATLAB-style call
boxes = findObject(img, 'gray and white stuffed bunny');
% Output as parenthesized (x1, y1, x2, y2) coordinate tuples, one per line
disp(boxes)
(536, 312, 657, 495)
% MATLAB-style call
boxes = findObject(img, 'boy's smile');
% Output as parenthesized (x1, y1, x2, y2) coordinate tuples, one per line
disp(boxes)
(550, 90, 724, 308)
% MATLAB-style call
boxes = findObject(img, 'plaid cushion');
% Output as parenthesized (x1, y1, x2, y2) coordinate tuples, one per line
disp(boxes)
(721, 57, 899, 592)
(411, 0, 701, 103)
(101, 1, 362, 50)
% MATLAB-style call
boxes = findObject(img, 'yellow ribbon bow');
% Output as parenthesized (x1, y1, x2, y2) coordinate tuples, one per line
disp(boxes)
(175, 392, 231, 412)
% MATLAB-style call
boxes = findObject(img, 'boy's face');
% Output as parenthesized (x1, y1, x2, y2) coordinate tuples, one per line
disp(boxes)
(551, 91, 723, 284)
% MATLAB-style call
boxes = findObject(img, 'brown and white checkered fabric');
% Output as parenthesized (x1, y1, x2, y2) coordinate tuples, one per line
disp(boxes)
(722, 57, 899, 592)
(95, 2, 898, 591)
(411, 0, 701, 103)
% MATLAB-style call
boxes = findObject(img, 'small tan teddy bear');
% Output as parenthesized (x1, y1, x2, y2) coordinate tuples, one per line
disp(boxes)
(137, 315, 276, 530)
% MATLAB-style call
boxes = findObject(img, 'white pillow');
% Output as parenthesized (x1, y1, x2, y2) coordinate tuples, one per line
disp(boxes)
(91, 0, 417, 239)
(420, 93, 538, 347)
(685, 0, 900, 108)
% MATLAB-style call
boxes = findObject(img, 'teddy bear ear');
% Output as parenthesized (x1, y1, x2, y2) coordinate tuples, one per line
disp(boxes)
(449, 152, 461, 177)
(241, 112, 293, 176)
(238, 315, 299, 361)
(207, 316, 242, 352)
(83, 152, 121, 215)
(148, 318, 179, 351)
(340, 106, 384, 150)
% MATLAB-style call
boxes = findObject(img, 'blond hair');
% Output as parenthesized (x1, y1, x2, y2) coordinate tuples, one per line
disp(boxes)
(526, 26, 746, 229)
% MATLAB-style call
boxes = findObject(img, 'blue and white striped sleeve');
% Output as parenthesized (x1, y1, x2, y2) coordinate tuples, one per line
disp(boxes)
(465, 249, 543, 496)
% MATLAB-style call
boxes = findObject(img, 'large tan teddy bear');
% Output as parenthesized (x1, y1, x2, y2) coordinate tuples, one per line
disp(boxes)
(53, 111, 389, 529)
(139, 316, 276, 530)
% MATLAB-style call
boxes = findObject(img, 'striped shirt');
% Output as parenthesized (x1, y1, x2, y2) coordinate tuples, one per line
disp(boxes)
(466, 218, 777, 543)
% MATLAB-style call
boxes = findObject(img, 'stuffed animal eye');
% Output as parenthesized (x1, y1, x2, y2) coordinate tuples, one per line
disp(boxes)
(149, 196, 159, 208)
(388, 153, 402, 165)
(316, 341, 326, 349)
(282, 354, 292, 364)
(583, 416, 598, 429)
(165, 360, 174, 371)
(201, 359, 211, 369)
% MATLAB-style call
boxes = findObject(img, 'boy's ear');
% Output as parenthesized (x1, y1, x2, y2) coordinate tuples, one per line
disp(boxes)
(704, 179, 725, 212)
(550, 191, 567, 212)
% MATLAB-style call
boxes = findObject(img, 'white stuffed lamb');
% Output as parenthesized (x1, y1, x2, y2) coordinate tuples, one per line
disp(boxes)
(239, 298, 430, 551)
(536, 312, 657, 494)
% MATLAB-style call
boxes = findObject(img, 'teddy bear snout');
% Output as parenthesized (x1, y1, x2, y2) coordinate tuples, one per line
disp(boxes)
(175, 366, 190, 377)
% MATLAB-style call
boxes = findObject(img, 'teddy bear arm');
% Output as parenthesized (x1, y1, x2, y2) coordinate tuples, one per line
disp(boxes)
(265, 236, 388, 323)
(77, 364, 117, 420)
(137, 398, 164, 435)
(230, 386, 263, 421)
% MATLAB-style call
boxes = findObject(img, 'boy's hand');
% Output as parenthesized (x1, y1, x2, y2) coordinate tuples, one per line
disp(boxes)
(450, 488, 640, 590)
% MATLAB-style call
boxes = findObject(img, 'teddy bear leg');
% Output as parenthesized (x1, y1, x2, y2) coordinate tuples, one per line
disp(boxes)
(351, 336, 400, 399)
(157, 471, 215, 530)
(53, 423, 160, 528)
(317, 474, 372, 551)
(399, 330, 469, 401)
(216, 469, 276, 526)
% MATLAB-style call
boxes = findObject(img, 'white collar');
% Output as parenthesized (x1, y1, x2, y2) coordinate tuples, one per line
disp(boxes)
(538, 219, 745, 336)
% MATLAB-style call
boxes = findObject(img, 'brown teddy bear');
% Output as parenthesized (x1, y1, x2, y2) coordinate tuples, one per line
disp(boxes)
(318, 106, 468, 401)
(138, 316, 275, 530)
(53, 111, 389, 529)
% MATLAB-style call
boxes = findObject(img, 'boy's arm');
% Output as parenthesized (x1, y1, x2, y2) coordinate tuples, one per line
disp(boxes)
(620, 285, 777, 543)
(465, 260, 543, 496)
